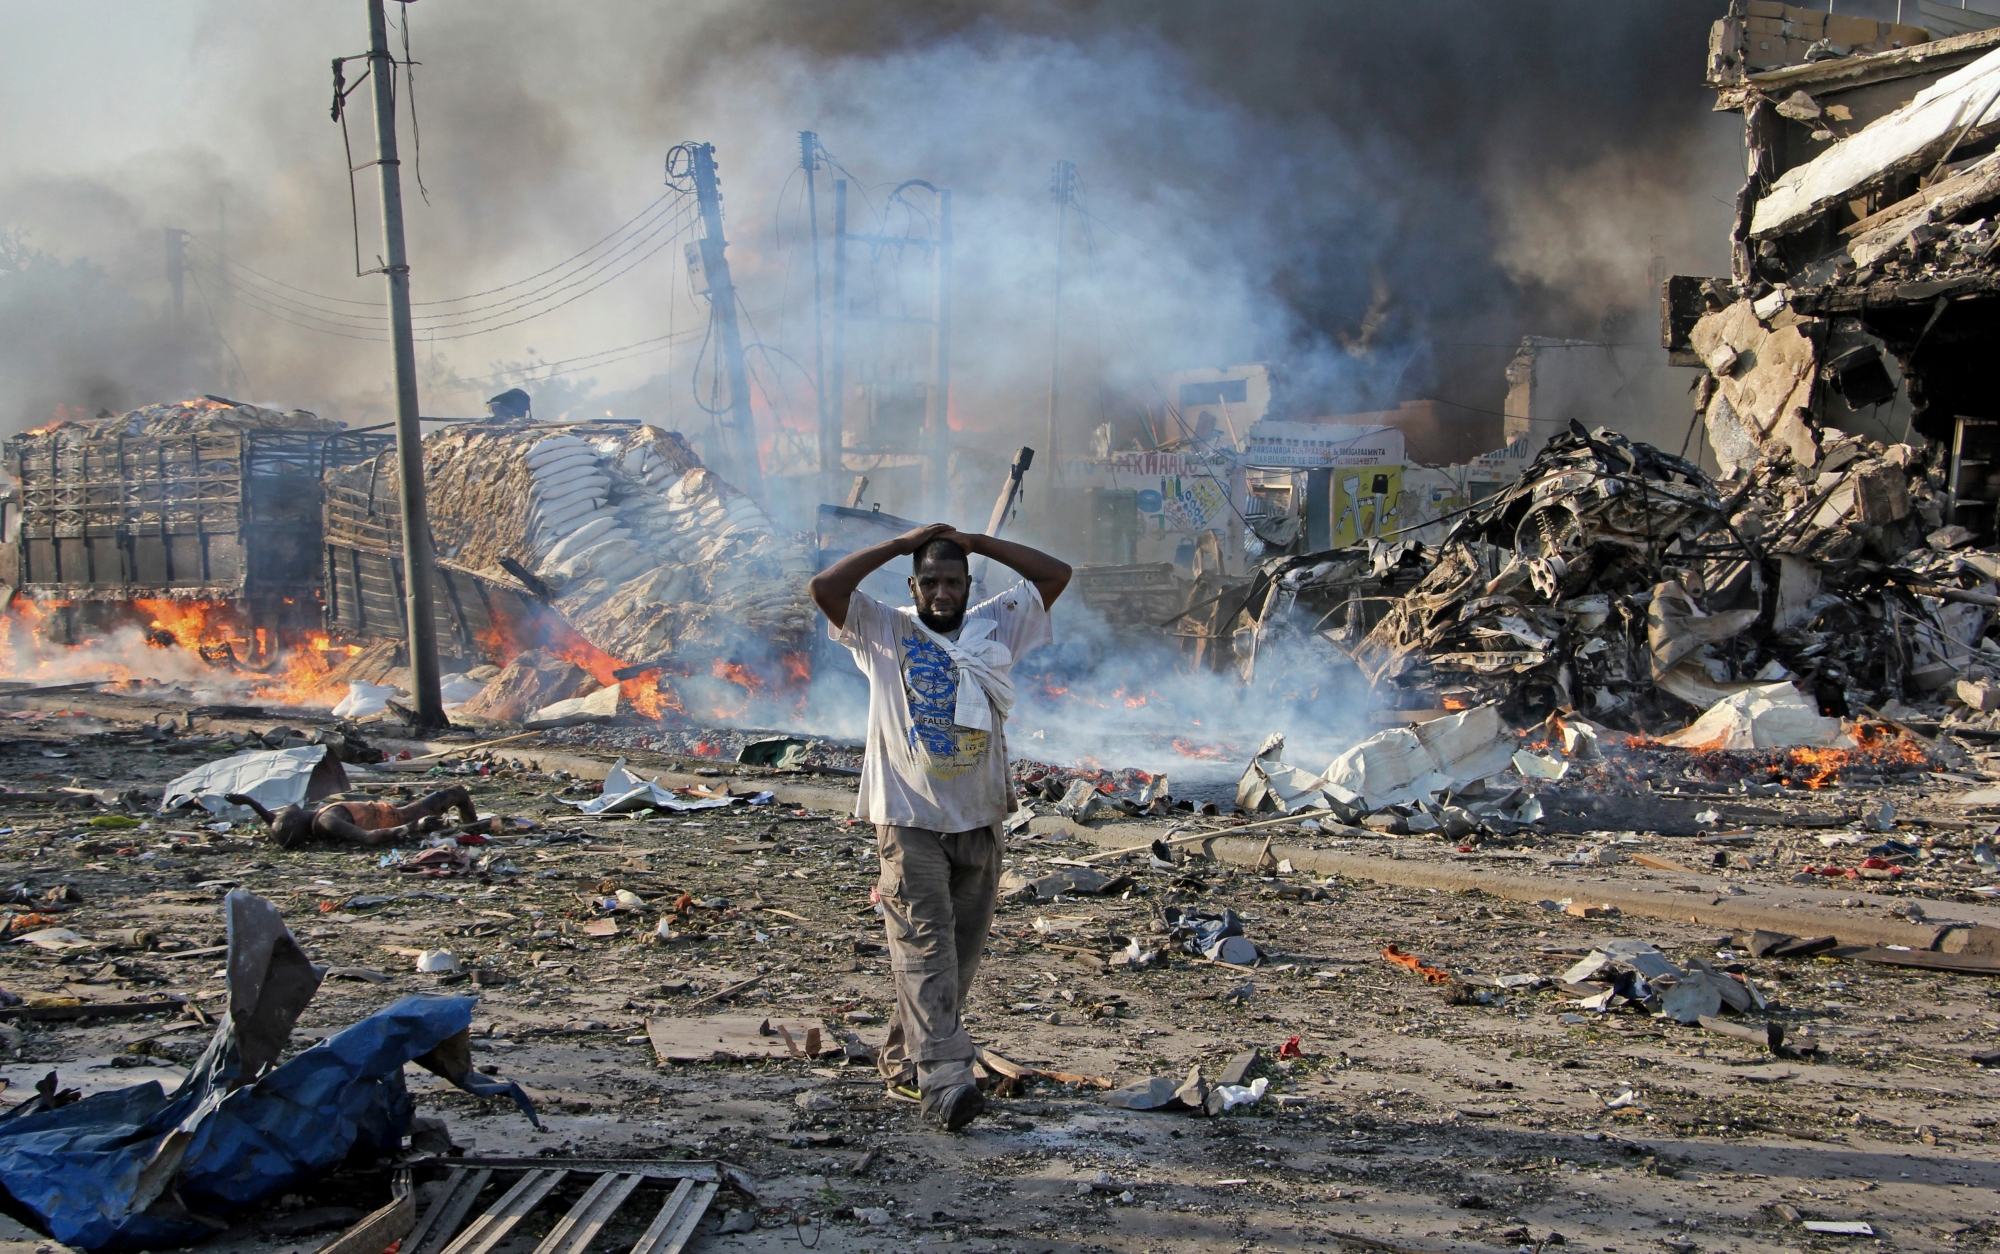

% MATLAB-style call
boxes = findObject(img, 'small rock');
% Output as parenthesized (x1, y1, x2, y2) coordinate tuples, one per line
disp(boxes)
(843, 1010, 880, 1024)
(415, 950, 460, 974)
(853, 1206, 893, 1226)
(716, 1209, 757, 1235)
(796, 1089, 838, 1112)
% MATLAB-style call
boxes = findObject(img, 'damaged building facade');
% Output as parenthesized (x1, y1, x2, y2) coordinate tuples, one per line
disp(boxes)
(1677, 6, 2000, 516)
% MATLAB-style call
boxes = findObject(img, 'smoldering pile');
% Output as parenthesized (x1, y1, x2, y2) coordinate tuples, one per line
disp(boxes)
(413, 423, 818, 665)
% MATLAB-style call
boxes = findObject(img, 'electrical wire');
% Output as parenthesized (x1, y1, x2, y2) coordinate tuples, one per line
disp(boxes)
(185, 195, 695, 329)
(184, 189, 685, 312)
(192, 199, 699, 343)
(185, 265, 253, 395)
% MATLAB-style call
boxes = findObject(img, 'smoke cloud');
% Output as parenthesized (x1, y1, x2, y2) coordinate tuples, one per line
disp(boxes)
(0, 2, 1741, 451)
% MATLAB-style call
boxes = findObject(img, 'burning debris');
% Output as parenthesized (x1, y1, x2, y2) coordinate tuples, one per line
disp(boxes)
(322, 421, 815, 724)
(0, 399, 389, 686)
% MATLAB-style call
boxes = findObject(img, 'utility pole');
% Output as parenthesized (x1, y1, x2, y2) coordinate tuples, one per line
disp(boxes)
(163, 229, 188, 332)
(932, 188, 954, 520)
(1045, 160, 1077, 496)
(800, 132, 832, 491)
(830, 178, 848, 493)
(688, 142, 764, 500)
(365, 0, 444, 730)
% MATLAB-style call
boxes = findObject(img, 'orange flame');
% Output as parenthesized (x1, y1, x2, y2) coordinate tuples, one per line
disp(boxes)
(133, 598, 238, 652)
(1171, 737, 1235, 761)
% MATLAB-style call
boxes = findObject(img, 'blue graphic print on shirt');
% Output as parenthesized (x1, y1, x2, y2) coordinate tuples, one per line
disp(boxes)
(901, 630, 960, 757)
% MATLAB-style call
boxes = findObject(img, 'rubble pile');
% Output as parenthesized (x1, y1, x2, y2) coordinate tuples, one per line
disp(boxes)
(1227, 423, 1994, 737)
(1349, 427, 1720, 725)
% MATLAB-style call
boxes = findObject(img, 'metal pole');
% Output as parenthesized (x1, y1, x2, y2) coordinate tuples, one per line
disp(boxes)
(688, 142, 764, 499)
(830, 179, 848, 495)
(801, 132, 831, 487)
(933, 188, 953, 520)
(1044, 160, 1075, 496)
(366, 0, 444, 730)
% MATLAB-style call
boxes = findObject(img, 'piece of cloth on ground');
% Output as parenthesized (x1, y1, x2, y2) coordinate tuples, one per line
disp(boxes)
(874, 824, 1001, 1094)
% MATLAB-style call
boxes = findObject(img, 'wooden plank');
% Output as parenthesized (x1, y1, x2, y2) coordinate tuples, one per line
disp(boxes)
(435, 1168, 566, 1254)
(532, 1172, 643, 1254)
(405, 1167, 489, 1254)
(627, 1180, 717, 1254)
(312, 1172, 414, 1254)
(624, 1181, 692, 1254)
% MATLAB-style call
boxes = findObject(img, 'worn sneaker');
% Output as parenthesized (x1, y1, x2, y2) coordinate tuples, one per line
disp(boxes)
(920, 1082, 985, 1132)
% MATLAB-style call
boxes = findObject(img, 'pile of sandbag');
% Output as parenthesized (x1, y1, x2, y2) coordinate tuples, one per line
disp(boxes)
(343, 421, 817, 673)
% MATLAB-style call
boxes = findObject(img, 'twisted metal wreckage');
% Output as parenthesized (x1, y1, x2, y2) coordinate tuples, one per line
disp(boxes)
(1221, 423, 1997, 747)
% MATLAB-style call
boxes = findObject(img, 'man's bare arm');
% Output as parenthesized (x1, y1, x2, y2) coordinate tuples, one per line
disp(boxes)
(943, 530, 1071, 608)
(808, 523, 950, 630)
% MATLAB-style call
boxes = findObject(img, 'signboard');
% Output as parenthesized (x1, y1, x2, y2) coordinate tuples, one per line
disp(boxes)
(1240, 422, 1403, 469)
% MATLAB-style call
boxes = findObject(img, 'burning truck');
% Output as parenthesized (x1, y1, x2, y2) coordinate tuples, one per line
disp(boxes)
(318, 419, 819, 723)
(0, 398, 390, 684)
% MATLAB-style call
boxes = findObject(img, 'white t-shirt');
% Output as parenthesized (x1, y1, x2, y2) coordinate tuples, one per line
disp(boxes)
(832, 582, 1052, 833)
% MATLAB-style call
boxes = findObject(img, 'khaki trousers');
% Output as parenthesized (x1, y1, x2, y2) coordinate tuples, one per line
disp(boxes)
(873, 823, 1002, 1093)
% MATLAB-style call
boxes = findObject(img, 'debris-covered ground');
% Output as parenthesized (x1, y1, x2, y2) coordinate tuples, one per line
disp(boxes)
(3, 686, 1997, 1254)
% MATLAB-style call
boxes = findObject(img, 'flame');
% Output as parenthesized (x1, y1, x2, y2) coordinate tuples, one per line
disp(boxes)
(781, 652, 811, 685)
(251, 630, 349, 706)
(1442, 696, 1469, 710)
(1171, 737, 1236, 761)
(132, 598, 238, 652)
(1782, 726, 1926, 789)
(713, 659, 767, 694)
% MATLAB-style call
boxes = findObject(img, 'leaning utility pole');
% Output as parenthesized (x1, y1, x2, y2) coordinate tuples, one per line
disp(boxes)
(688, 142, 764, 500)
(1044, 160, 1077, 495)
(365, 0, 444, 730)
(800, 132, 832, 487)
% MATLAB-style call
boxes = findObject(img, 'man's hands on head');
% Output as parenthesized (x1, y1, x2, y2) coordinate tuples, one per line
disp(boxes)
(897, 522, 956, 555)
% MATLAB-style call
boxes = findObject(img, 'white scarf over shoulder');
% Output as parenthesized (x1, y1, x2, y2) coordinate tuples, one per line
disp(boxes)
(896, 610, 1016, 733)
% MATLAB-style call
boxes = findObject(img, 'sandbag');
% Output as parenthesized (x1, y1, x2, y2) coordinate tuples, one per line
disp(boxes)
(527, 456, 598, 485)
(531, 463, 606, 494)
(555, 537, 637, 579)
(525, 436, 590, 468)
(531, 479, 608, 512)
(532, 495, 608, 535)
(542, 519, 627, 568)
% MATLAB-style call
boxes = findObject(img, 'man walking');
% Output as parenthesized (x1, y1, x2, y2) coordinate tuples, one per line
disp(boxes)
(809, 523, 1071, 1132)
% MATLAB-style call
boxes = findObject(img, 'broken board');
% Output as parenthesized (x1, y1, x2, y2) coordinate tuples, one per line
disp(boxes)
(645, 1014, 832, 1063)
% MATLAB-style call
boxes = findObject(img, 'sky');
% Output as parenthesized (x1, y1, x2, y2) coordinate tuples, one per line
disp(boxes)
(0, 2, 1751, 471)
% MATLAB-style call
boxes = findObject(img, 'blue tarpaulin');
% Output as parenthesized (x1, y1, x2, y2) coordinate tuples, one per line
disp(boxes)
(0, 994, 480, 1250)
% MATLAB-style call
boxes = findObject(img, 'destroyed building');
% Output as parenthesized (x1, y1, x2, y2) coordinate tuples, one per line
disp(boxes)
(1676, 6, 2000, 526)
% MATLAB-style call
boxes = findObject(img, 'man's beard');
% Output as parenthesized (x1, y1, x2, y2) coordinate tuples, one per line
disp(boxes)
(916, 604, 965, 634)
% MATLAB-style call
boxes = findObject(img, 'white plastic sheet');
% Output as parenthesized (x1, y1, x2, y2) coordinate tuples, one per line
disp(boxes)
(1658, 681, 1852, 751)
(1321, 704, 1517, 809)
(559, 757, 738, 814)
(161, 746, 341, 816)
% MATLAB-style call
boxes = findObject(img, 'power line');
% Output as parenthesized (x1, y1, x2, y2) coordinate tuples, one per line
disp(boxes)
(195, 201, 699, 344)
(184, 195, 698, 331)
(421, 207, 700, 340)
(184, 189, 687, 311)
